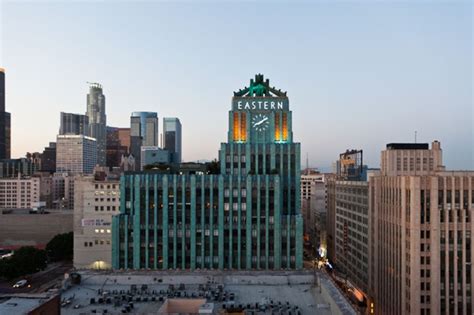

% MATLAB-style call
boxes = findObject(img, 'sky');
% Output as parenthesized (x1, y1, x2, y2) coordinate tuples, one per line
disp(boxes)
(0, 1, 472, 170)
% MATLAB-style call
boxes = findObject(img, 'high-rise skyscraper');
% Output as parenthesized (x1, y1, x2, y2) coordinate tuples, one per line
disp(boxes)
(112, 74, 303, 270)
(130, 112, 158, 170)
(106, 126, 130, 168)
(0, 68, 11, 159)
(163, 117, 182, 164)
(60, 112, 89, 135)
(56, 135, 97, 174)
(86, 83, 106, 166)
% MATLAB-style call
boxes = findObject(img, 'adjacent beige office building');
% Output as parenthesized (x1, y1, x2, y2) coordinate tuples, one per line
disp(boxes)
(369, 141, 473, 315)
(73, 176, 120, 269)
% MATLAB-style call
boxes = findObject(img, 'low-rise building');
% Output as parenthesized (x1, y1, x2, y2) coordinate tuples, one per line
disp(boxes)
(0, 293, 60, 315)
(0, 176, 40, 209)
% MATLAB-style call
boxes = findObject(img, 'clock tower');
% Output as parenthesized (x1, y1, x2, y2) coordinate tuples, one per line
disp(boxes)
(227, 73, 293, 144)
(219, 74, 303, 269)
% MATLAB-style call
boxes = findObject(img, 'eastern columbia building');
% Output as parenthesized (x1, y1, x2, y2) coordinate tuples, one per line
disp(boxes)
(112, 74, 303, 270)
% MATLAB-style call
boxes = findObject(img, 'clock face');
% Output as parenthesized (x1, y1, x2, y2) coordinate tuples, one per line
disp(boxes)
(252, 113, 270, 132)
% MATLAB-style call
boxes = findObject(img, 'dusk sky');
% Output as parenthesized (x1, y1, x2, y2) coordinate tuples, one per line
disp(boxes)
(1, 1, 472, 170)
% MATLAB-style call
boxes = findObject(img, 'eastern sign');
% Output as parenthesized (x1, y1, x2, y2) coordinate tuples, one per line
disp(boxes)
(232, 98, 289, 111)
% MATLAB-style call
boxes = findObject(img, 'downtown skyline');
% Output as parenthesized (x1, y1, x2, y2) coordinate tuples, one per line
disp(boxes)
(1, 1, 472, 170)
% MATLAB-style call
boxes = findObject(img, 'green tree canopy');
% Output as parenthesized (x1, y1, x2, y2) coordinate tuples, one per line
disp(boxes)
(0, 246, 47, 280)
(46, 231, 73, 262)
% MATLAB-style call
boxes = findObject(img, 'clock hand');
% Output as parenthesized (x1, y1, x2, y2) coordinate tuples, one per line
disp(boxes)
(253, 117, 268, 127)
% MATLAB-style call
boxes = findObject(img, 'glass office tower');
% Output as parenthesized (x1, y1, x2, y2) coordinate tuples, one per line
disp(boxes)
(112, 74, 303, 270)
(130, 112, 158, 170)
(163, 117, 182, 164)
(59, 112, 89, 135)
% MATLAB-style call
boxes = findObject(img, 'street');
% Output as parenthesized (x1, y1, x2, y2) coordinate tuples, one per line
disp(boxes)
(0, 261, 72, 294)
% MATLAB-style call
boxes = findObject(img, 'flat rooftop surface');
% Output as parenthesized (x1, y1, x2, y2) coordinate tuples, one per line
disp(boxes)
(61, 270, 355, 314)
(0, 297, 44, 314)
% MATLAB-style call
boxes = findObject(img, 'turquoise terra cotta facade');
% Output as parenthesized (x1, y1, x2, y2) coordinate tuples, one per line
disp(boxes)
(112, 74, 303, 270)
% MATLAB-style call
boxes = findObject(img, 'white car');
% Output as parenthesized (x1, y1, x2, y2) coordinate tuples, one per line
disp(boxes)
(13, 280, 28, 288)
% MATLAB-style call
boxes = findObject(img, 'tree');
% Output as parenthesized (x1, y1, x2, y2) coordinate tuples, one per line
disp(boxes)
(0, 246, 47, 280)
(13, 246, 47, 274)
(0, 259, 19, 280)
(46, 232, 73, 262)
(206, 159, 220, 174)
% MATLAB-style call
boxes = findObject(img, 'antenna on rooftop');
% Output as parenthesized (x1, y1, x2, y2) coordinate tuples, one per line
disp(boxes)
(415, 130, 417, 143)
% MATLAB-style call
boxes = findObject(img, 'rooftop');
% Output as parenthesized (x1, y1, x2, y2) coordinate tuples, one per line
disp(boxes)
(386, 143, 429, 150)
(0, 294, 57, 314)
(61, 270, 356, 315)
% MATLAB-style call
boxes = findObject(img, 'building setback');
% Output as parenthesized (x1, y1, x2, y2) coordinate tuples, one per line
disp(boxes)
(112, 74, 303, 270)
